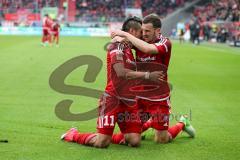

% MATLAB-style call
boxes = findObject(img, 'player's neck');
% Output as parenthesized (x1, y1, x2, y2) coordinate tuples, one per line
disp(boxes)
(149, 38, 158, 44)
(151, 34, 162, 43)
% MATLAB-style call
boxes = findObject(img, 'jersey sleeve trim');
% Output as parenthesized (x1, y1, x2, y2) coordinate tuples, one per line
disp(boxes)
(154, 39, 168, 52)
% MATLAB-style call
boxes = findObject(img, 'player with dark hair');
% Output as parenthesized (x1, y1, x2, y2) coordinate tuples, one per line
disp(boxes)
(61, 17, 164, 148)
(111, 14, 195, 144)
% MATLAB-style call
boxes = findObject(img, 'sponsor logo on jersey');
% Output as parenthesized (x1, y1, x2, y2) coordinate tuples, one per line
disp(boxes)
(137, 56, 156, 62)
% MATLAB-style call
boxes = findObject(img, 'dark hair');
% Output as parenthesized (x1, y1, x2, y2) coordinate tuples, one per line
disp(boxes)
(122, 16, 142, 32)
(143, 14, 161, 29)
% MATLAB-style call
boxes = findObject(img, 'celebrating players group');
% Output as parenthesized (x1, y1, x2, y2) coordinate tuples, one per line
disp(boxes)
(61, 13, 196, 148)
(41, 14, 60, 47)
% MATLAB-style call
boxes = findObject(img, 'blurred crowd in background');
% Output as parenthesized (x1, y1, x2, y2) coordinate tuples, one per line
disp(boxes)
(173, 0, 240, 44)
(0, 0, 190, 22)
(0, 0, 239, 44)
(1, 0, 238, 23)
(75, 0, 189, 21)
(194, 0, 239, 22)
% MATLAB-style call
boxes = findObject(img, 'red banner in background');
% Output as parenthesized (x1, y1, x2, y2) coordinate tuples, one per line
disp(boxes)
(4, 13, 41, 21)
(27, 14, 41, 21)
(5, 14, 18, 21)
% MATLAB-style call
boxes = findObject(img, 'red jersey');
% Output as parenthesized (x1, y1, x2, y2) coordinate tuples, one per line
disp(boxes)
(52, 23, 60, 31)
(135, 34, 172, 100)
(51, 23, 60, 34)
(136, 34, 171, 68)
(42, 17, 52, 30)
(136, 34, 171, 80)
(105, 42, 136, 97)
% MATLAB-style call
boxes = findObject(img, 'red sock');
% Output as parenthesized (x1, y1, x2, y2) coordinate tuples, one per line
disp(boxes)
(142, 120, 152, 133)
(111, 133, 125, 144)
(73, 133, 96, 145)
(168, 122, 185, 139)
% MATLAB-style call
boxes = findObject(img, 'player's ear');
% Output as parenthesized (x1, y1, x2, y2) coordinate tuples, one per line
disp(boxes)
(128, 28, 134, 35)
(128, 28, 132, 34)
(155, 28, 161, 36)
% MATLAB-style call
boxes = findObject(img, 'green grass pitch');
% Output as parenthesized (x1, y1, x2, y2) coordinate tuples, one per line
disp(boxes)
(0, 36, 240, 160)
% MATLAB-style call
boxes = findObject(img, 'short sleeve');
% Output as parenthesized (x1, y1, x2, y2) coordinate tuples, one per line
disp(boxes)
(153, 39, 171, 55)
(109, 49, 124, 65)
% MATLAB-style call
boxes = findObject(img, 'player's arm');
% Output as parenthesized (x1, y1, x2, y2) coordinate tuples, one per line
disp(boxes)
(113, 62, 164, 81)
(111, 30, 158, 54)
(109, 43, 164, 81)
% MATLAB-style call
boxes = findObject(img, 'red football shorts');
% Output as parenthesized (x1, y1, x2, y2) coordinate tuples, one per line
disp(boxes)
(52, 31, 59, 37)
(97, 93, 142, 135)
(137, 98, 171, 131)
(43, 29, 49, 36)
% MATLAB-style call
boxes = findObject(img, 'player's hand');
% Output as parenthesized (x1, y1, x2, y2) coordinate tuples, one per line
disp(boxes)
(149, 71, 165, 82)
(111, 36, 126, 43)
(111, 30, 127, 39)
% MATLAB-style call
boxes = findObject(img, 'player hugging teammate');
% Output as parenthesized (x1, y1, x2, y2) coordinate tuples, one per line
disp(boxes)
(41, 14, 60, 47)
(61, 14, 196, 148)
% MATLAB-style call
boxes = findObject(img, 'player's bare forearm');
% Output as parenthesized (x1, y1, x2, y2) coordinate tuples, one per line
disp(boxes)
(113, 63, 164, 81)
(113, 63, 145, 79)
(111, 36, 128, 43)
(125, 70, 146, 80)
(125, 32, 158, 54)
(126, 70, 165, 82)
(111, 30, 158, 54)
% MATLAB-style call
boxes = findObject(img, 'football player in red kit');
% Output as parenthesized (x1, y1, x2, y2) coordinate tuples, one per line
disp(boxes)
(41, 14, 53, 46)
(111, 14, 195, 144)
(51, 19, 60, 47)
(61, 17, 164, 148)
